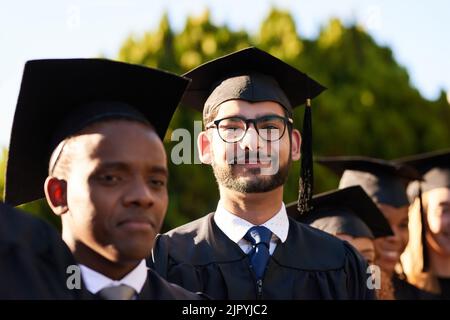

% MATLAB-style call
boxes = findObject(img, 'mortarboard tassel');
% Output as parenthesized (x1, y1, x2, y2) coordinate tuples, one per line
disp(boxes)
(418, 184, 429, 272)
(298, 98, 313, 214)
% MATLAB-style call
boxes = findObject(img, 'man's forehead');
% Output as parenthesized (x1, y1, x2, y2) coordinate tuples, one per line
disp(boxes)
(71, 119, 158, 147)
(57, 120, 165, 163)
(78, 118, 156, 135)
(84, 131, 162, 154)
(214, 100, 286, 118)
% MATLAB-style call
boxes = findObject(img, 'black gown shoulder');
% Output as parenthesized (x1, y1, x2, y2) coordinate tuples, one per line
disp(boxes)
(137, 268, 205, 300)
(0, 202, 86, 299)
(437, 277, 450, 300)
(152, 212, 375, 300)
(392, 274, 438, 300)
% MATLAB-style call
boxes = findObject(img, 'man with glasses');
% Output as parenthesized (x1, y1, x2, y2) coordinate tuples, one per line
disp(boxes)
(152, 47, 374, 299)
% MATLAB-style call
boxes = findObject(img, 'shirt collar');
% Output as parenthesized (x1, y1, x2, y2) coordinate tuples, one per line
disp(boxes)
(80, 259, 148, 294)
(214, 201, 289, 243)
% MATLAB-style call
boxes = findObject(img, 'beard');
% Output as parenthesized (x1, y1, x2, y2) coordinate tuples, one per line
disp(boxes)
(211, 150, 292, 193)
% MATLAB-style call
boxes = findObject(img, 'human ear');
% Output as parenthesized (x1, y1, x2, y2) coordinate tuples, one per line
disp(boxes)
(197, 131, 213, 164)
(290, 129, 301, 161)
(44, 176, 69, 215)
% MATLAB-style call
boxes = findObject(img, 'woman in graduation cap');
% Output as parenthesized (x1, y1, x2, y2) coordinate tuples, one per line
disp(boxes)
(286, 185, 396, 299)
(152, 47, 374, 300)
(397, 150, 450, 299)
(316, 156, 434, 299)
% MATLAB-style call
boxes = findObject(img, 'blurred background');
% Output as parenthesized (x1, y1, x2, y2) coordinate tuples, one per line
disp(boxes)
(1, 0, 449, 231)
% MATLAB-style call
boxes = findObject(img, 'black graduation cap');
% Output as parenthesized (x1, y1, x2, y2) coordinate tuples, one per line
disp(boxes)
(316, 156, 422, 208)
(394, 150, 450, 273)
(4, 58, 190, 206)
(395, 149, 450, 195)
(181, 47, 327, 214)
(287, 186, 394, 239)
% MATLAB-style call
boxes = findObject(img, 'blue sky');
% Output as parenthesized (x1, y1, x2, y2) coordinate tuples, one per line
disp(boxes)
(1, 0, 449, 148)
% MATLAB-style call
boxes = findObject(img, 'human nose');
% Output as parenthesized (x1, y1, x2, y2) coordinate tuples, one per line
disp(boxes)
(123, 177, 155, 208)
(238, 122, 261, 151)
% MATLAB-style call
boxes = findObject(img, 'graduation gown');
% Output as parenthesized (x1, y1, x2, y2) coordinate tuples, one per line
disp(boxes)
(85, 267, 203, 300)
(151, 212, 375, 300)
(0, 203, 86, 299)
(437, 277, 450, 300)
(138, 268, 204, 300)
(392, 274, 437, 300)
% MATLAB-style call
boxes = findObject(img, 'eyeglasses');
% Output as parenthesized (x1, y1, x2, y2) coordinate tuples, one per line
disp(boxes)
(206, 115, 293, 143)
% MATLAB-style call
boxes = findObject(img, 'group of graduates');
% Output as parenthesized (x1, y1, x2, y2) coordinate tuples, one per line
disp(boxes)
(0, 47, 449, 300)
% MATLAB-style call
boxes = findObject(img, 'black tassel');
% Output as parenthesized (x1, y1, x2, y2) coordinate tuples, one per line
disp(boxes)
(298, 98, 313, 215)
(418, 184, 429, 272)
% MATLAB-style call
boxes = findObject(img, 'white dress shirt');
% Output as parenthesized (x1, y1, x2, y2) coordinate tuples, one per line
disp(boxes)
(214, 201, 289, 255)
(79, 259, 148, 296)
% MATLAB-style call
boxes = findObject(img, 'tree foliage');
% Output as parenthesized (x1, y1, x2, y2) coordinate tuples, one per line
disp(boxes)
(1, 9, 449, 231)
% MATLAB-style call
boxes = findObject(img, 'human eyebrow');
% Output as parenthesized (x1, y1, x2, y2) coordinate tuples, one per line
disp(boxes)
(253, 113, 287, 119)
(149, 165, 169, 178)
(94, 162, 130, 172)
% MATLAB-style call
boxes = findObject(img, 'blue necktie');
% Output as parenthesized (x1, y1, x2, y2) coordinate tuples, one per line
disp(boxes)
(244, 226, 272, 280)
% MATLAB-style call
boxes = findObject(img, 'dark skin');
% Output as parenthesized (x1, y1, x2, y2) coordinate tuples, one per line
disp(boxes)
(45, 120, 168, 280)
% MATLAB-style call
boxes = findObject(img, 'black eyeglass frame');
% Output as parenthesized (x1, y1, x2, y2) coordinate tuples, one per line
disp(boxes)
(205, 115, 294, 143)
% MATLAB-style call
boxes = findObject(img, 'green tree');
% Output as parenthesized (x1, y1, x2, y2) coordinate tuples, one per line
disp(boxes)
(4, 8, 449, 231)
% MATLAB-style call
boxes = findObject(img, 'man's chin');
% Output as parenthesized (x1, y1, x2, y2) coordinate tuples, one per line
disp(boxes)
(235, 175, 270, 184)
(233, 167, 261, 176)
(229, 178, 282, 193)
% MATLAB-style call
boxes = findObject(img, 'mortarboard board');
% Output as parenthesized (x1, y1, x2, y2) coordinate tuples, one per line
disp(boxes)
(395, 149, 450, 196)
(4, 59, 190, 206)
(181, 47, 326, 117)
(287, 186, 393, 239)
(181, 47, 327, 214)
(316, 156, 422, 208)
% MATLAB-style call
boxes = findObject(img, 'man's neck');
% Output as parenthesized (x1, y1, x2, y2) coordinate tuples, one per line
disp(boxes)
(218, 186, 284, 225)
(63, 232, 139, 280)
(428, 244, 450, 278)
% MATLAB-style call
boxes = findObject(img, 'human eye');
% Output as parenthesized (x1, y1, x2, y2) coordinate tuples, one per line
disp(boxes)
(219, 118, 245, 130)
(257, 116, 284, 130)
(148, 175, 167, 189)
(95, 172, 123, 185)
